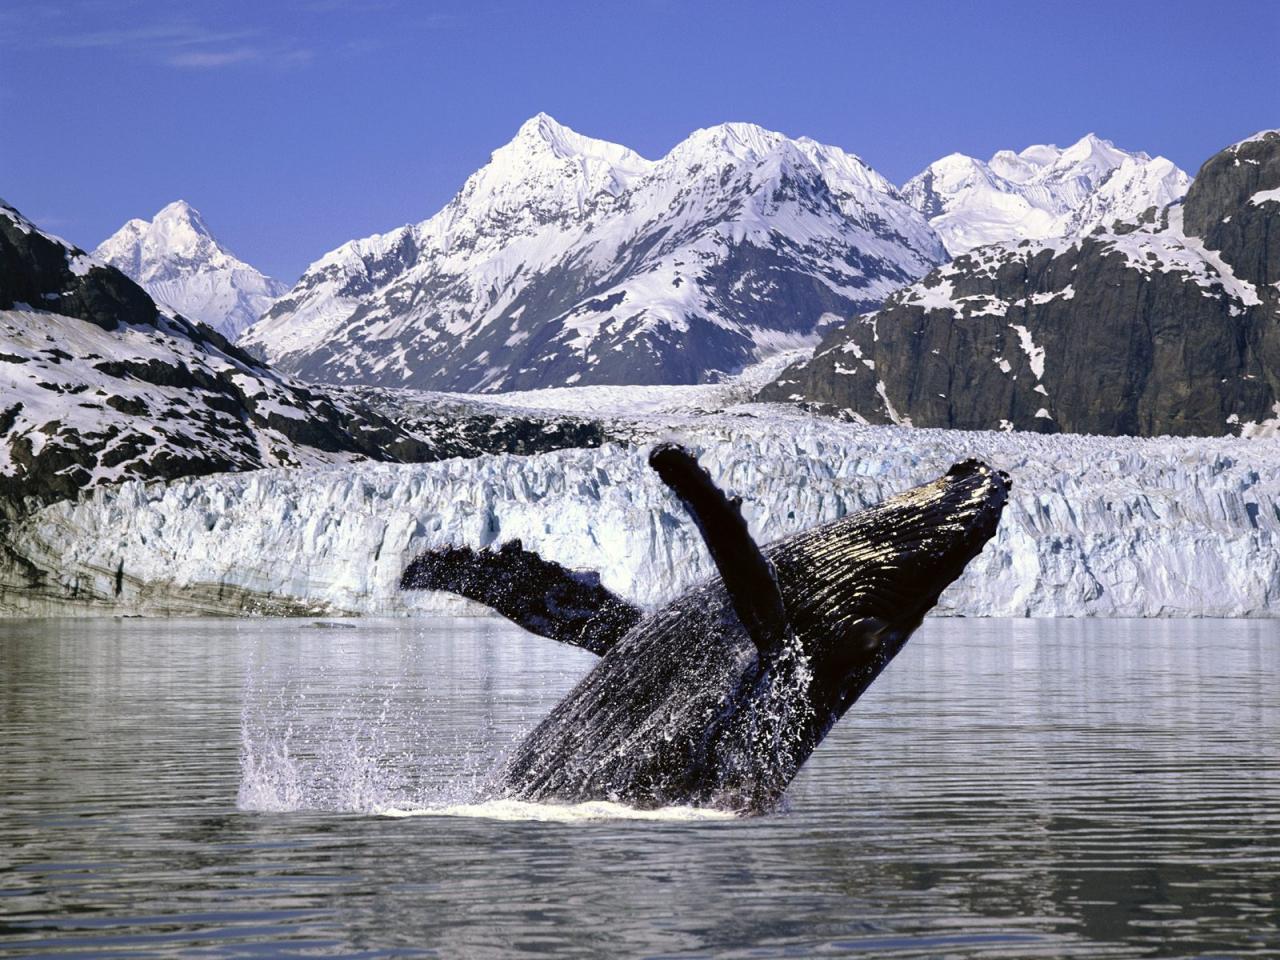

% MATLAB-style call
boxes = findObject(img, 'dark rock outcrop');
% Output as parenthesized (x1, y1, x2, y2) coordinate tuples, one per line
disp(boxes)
(758, 131, 1280, 437)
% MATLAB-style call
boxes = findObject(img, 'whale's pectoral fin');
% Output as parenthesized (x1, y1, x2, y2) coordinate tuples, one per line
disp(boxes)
(400, 541, 642, 655)
(649, 442, 788, 654)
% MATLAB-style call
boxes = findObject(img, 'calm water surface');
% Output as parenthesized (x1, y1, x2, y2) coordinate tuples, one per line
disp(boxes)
(0, 617, 1277, 958)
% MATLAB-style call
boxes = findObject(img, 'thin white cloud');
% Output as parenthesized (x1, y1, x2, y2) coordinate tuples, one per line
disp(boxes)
(16, 6, 308, 70)
(166, 45, 315, 69)
(49, 24, 258, 51)
(5, 1, 404, 70)
(166, 47, 262, 68)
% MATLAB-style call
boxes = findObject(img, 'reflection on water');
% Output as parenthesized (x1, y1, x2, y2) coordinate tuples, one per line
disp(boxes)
(0, 617, 1277, 958)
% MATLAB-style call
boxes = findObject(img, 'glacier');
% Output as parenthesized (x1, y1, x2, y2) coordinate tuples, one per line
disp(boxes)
(4, 399, 1277, 619)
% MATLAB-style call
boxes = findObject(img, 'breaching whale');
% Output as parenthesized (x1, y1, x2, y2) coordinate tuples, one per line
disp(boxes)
(402, 444, 1009, 812)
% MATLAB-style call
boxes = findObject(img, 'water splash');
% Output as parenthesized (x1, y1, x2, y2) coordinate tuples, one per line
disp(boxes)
(237, 683, 742, 821)
(234, 623, 778, 820)
(237, 647, 513, 814)
(376, 799, 740, 822)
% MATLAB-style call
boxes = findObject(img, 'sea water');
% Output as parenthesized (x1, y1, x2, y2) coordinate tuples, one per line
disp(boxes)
(1, 617, 1276, 957)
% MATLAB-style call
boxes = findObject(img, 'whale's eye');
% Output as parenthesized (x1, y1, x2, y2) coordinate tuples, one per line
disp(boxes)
(845, 616, 890, 655)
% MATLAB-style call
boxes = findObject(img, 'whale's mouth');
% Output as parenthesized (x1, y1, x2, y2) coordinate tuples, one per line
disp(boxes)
(772, 459, 1011, 727)
(776, 458, 1010, 630)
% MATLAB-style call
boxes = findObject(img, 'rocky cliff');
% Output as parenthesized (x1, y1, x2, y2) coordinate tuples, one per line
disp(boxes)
(759, 131, 1280, 438)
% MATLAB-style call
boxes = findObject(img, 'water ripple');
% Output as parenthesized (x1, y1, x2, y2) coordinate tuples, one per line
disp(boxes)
(0, 616, 1276, 958)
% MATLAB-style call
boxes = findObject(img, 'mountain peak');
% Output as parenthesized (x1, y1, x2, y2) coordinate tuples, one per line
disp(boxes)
(156, 198, 203, 222)
(516, 112, 574, 150)
(679, 122, 790, 162)
(159, 198, 196, 213)
(94, 202, 285, 340)
(504, 113, 649, 169)
(245, 116, 943, 393)
(1016, 143, 1063, 166)
(148, 200, 215, 247)
(1058, 132, 1137, 167)
(933, 151, 986, 170)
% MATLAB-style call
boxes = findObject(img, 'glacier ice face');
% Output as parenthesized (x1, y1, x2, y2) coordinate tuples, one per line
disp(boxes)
(5, 404, 1277, 619)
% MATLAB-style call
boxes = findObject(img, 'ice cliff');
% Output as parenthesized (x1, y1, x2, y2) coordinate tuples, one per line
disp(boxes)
(4, 409, 1276, 618)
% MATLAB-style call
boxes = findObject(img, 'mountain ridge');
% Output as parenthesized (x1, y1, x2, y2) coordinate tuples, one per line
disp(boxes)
(758, 130, 1280, 438)
(95, 200, 288, 341)
(901, 134, 1191, 255)
(240, 114, 947, 392)
(0, 198, 616, 523)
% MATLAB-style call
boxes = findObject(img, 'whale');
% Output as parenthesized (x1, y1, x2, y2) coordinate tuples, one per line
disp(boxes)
(402, 444, 1010, 812)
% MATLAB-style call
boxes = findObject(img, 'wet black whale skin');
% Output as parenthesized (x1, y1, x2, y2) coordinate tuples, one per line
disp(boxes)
(405, 449, 1010, 812)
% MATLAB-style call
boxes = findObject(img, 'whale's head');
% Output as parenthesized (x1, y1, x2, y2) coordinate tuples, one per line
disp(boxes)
(770, 458, 1011, 740)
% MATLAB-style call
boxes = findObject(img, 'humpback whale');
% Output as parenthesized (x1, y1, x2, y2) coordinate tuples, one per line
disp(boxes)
(402, 444, 1009, 812)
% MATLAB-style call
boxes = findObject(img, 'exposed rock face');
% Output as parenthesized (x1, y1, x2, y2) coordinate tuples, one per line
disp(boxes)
(1183, 131, 1280, 293)
(94, 201, 288, 341)
(241, 114, 944, 392)
(759, 131, 1280, 438)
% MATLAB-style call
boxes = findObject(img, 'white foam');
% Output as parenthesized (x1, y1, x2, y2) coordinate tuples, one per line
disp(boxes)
(376, 799, 740, 822)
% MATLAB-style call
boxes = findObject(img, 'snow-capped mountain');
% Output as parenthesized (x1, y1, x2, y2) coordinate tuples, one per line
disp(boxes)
(95, 201, 288, 340)
(901, 134, 1191, 255)
(6, 178, 1278, 618)
(241, 113, 946, 392)
(0, 198, 613, 526)
(761, 130, 1280, 438)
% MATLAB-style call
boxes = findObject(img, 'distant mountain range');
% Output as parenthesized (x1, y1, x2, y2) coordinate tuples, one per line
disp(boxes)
(84, 118, 1193, 395)
(759, 130, 1280, 438)
(239, 114, 948, 392)
(94, 200, 288, 341)
(900, 133, 1190, 255)
(0, 198, 615, 522)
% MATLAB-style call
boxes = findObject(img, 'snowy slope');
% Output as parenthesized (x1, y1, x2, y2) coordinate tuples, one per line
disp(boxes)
(95, 201, 288, 340)
(4, 406, 1277, 618)
(241, 114, 944, 392)
(902, 134, 1191, 255)
(0, 195, 426, 515)
(0, 198, 617, 520)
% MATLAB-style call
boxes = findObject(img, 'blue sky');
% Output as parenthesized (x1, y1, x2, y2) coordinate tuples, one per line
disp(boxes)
(2, 0, 1276, 281)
